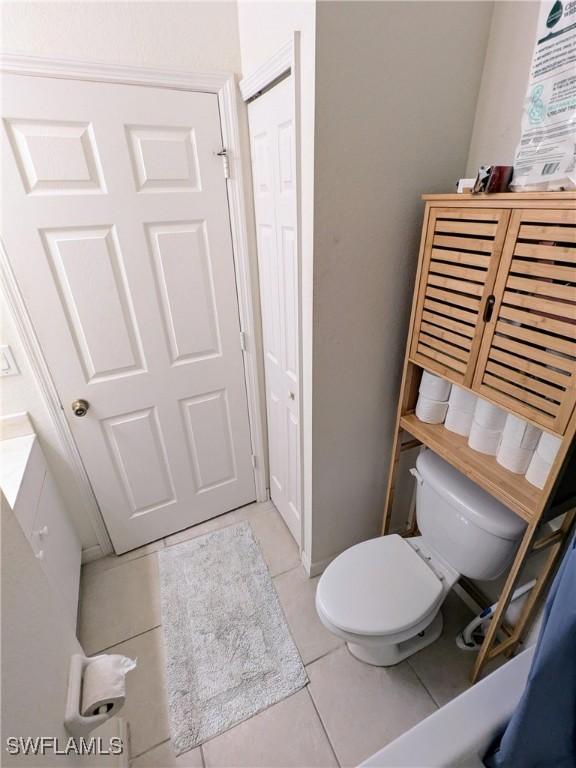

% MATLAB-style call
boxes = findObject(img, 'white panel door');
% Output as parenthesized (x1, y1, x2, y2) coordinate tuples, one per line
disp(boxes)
(248, 77, 301, 544)
(1, 74, 256, 553)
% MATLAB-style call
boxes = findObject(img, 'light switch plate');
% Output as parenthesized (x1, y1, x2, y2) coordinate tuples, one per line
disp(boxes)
(0, 345, 19, 377)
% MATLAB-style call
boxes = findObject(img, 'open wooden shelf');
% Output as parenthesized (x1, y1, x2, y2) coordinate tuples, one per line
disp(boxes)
(400, 412, 542, 523)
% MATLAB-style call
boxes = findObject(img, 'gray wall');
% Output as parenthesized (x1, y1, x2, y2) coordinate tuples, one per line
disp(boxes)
(467, 1, 540, 173)
(310, 1, 494, 566)
(1, 1, 241, 73)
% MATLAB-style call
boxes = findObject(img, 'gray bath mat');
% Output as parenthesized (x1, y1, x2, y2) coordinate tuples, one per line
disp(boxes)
(158, 521, 307, 753)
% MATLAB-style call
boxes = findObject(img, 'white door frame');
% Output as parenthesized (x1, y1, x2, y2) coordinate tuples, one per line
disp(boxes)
(0, 53, 268, 559)
(239, 34, 305, 550)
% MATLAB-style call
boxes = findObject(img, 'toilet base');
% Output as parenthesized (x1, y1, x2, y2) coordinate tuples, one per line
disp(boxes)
(347, 610, 443, 667)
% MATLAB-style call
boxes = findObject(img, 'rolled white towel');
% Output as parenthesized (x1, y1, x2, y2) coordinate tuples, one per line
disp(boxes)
(419, 371, 451, 402)
(474, 399, 507, 430)
(468, 421, 502, 455)
(448, 385, 477, 414)
(444, 406, 474, 437)
(497, 441, 534, 474)
(415, 394, 449, 424)
(536, 432, 562, 464)
(525, 451, 553, 489)
(501, 414, 541, 451)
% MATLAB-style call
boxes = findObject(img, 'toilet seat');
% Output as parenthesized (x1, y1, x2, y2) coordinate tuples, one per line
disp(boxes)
(316, 534, 444, 637)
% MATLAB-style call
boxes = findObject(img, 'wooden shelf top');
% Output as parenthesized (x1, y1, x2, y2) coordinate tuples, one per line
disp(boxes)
(421, 191, 576, 201)
(400, 413, 542, 523)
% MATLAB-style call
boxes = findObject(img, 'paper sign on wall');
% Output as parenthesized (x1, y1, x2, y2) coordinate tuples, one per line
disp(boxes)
(512, 0, 576, 190)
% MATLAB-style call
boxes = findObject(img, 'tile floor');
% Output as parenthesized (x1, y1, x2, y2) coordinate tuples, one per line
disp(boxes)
(79, 502, 477, 768)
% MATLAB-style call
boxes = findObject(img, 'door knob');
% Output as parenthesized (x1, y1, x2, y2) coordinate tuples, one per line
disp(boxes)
(71, 399, 90, 417)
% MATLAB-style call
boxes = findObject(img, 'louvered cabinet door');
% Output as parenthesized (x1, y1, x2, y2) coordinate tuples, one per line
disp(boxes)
(410, 207, 511, 386)
(473, 209, 576, 434)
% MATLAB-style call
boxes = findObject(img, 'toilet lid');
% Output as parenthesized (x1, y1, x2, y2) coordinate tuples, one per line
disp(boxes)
(316, 535, 444, 637)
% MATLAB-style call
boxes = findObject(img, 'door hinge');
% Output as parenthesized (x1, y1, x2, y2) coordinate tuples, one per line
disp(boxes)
(251, 454, 257, 469)
(217, 148, 231, 179)
(240, 331, 247, 351)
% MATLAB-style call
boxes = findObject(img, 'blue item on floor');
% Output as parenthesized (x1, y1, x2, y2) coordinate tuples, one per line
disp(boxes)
(484, 533, 576, 768)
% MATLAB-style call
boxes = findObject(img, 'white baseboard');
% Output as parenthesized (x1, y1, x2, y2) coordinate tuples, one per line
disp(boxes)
(301, 550, 337, 578)
(254, 499, 276, 515)
(81, 544, 104, 563)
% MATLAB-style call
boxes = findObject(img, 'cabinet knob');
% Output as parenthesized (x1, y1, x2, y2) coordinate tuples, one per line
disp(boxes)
(35, 550, 44, 560)
(483, 294, 496, 323)
(34, 525, 48, 538)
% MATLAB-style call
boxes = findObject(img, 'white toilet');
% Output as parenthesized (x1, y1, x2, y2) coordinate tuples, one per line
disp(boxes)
(315, 449, 526, 666)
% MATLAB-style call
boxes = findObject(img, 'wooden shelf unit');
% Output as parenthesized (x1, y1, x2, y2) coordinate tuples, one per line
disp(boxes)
(383, 192, 576, 682)
(399, 413, 540, 522)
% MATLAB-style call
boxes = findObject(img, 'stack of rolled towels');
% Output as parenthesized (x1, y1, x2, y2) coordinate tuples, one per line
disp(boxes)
(415, 371, 451, 423)
(469, 399, 508, 455)
(525, 432, 562, 489)
(445, 385, 477, 437)
(496, 413, 541, 474)
(414, 371, 561, 488)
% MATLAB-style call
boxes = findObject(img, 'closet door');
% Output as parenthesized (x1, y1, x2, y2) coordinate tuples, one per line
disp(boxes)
(248, 77, 302, 544)
(410, 207, 510, 386)
(473, 209, 576, 434)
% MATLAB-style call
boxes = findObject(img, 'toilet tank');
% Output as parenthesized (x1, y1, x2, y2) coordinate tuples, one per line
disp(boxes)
(414, 450, 526, 580)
